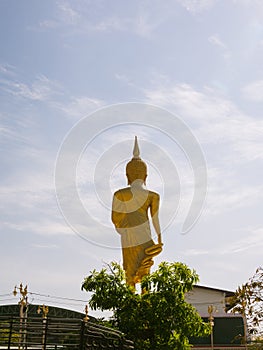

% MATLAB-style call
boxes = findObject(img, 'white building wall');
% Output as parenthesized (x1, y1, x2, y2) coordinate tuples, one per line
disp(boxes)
(185, 287, 227, 316)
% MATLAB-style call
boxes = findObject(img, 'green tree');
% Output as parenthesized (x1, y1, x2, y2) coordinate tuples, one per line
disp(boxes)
(230, 267, 263, 345)
(82, 261, 210, 350)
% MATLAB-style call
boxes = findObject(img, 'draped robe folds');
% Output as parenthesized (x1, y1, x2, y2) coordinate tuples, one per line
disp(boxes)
(112, 185, 160, 286)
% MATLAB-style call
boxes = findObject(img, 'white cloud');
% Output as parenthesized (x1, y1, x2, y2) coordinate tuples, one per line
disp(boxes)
(0, 74, 62, 101)
(144, 83, 223, 127)
(133, 10, 162, 38)
(0, 170, 74, 237)
(242, 80, 263, 102)
(57, 0, 81, 25)
(177, 0, 216, 14)
(2, 220, 73, 236)
(205, 180, 263, 216)
(91, 17, 127, 32)
(183, 248, 210, 256)
(141, 81, 263, 221)
(144, 83, 232, 121)
(0, 63, 16, 76)
(36, 0, 168, 38)
(0, 70, 104, 123)
(180, 226, 263, 263)
(232, 0, 263, 18)
(39, 20, 59, 29)
(31, 243, 58, 249)
(115, 73, 138, 89)
(0, 137, 58, 215)
(144, 82, 263, 160)
(208, 34, 227, 50)
(221, 227, 263, 254)
(0, 124, 26, 143)
(37, 1, 125, 34)
(58, 96, 105, 119)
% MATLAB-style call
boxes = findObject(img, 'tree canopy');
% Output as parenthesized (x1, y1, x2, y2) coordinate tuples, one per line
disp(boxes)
(230, 266, 263, 342)
(82, 261, 210, 349)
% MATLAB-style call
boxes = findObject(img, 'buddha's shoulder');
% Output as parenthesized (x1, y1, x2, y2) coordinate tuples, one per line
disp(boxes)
(149, 191, 160, 197)
(114, 187, 131, 197)
(148, 190, 160, 200)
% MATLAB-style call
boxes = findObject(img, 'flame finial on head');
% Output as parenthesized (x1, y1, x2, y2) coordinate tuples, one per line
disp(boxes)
(133, 136, 140, 159)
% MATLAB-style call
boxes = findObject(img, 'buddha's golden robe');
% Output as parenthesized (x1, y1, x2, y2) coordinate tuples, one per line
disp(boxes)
(112, 184, 161, 286)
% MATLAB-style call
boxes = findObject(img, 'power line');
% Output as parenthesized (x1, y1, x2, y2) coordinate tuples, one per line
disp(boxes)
(0, 293, 13, 297)
(30, 297, 85, 308)
(28, 292, 88, 303)
(0, 289, 89, 306)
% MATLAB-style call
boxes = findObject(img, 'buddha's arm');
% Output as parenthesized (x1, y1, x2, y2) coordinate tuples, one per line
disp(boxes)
(112, 193, 119, 221)
(112, 210, 120, 229)
(111, 193, 124, 233)
(150, 193, 162, 244)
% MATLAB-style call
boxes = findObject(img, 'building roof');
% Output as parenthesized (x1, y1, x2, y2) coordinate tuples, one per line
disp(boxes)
(194, 285, 235, 298)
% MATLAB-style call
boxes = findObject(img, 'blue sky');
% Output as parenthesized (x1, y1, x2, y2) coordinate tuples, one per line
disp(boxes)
(1, 0, 263, 315)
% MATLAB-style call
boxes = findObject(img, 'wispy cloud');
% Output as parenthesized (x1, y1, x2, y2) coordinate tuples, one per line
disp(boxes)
(221, 227, 263, 254)
(183, 248, 210, 256)
(232, 0, 263, 18)
(0, 124, 28, 144)
(0, 63, 16, 76)
(56, 0, 81, 25)
(182, 227, 263, 258)
(141, 80, 263, 220)
(39, 20, 59, 29)
(36, 1, 125, 34)
(58, 96, 105, 119)
(31, 243, 58, 249)
(0, 68, 105, 124)
(133, 8, 164, 38)
(241, 80, 263, 102)
(177, 0, 216, 14)
(90, 17, 128, 32)
(144, 82, 263, 160)
(2, 220, 73, 236)
(208, 34, 227, 50)
(0, 74, 62, 102)
(205, 179, 263, 216)
(0, 174, 56, 234)
(0, 168, 74, 237)
(35, 0, 169, 39)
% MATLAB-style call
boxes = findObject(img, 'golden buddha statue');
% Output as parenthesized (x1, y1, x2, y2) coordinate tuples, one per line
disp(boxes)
(112, 136, 163, 288)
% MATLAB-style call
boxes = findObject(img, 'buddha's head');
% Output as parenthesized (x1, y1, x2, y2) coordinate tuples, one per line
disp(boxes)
(126, 136, 147, 185)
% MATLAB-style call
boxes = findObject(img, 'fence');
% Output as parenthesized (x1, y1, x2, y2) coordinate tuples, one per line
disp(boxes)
(0, 316, 134, 349)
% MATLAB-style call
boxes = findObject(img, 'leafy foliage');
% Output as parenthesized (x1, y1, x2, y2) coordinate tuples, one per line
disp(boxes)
(82, 261, 210, 349)
(230, 267, 263, 342)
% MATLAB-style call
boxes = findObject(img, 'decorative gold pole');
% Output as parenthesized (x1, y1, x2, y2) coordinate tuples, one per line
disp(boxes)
(37, 304, 49, 350)
(83, 305, 89, 322)
(13, 283, 28, 350)
(37, 304, 49, 318)
(208, 305, 215, 350)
